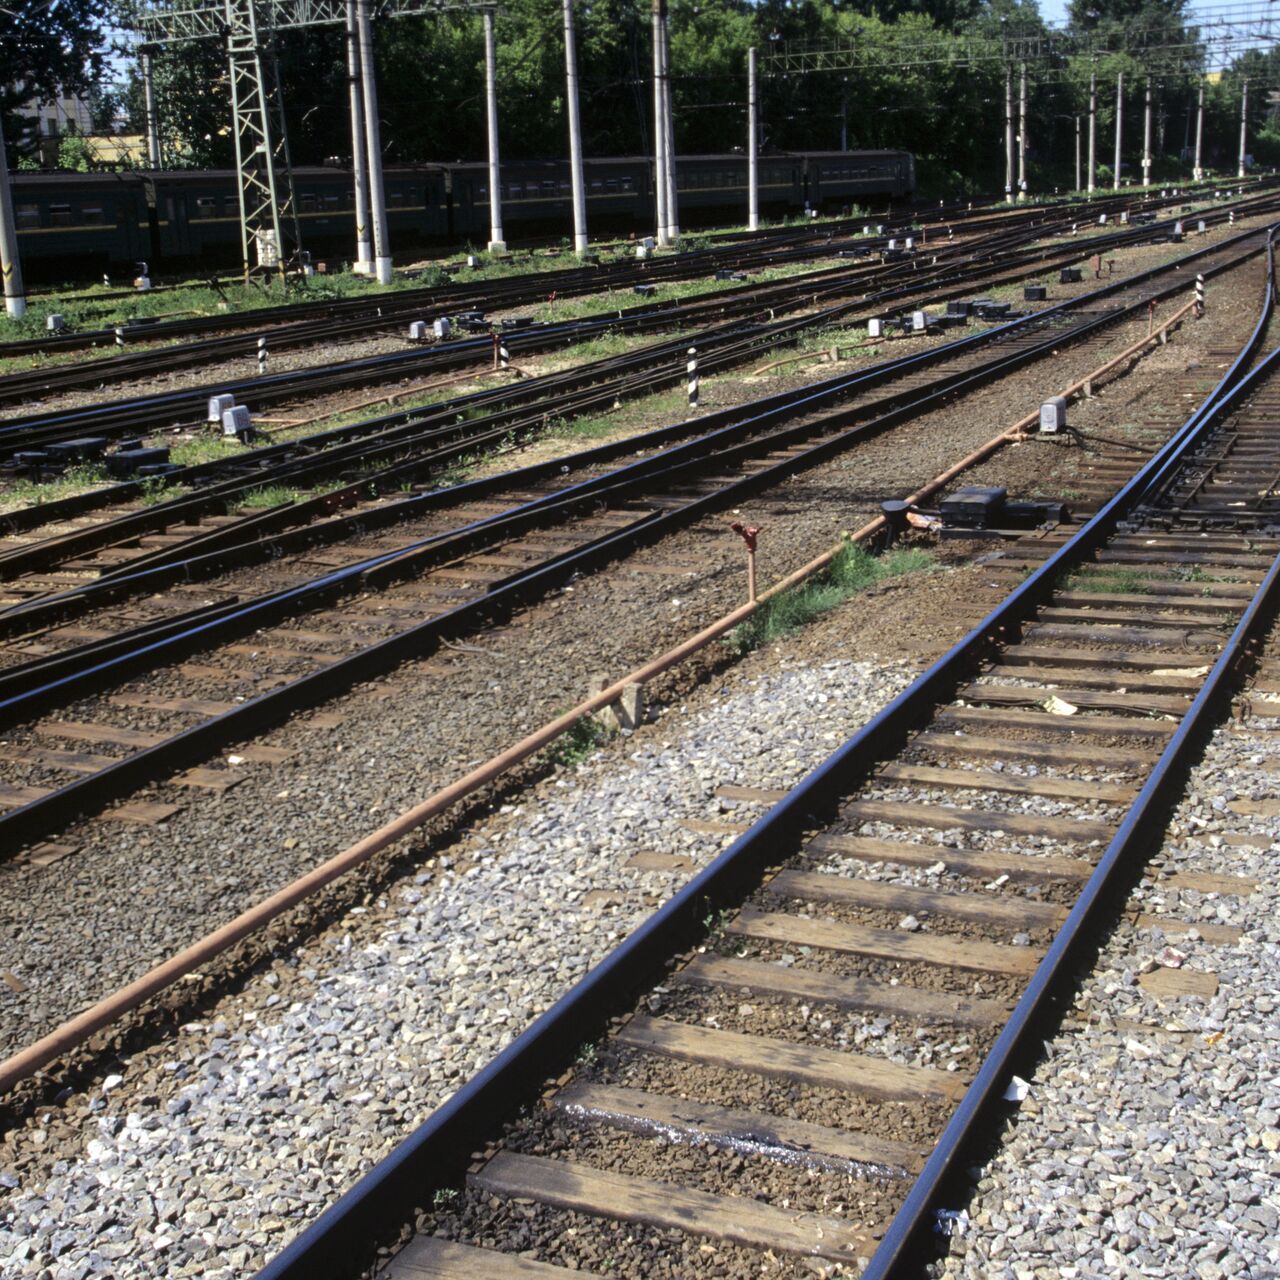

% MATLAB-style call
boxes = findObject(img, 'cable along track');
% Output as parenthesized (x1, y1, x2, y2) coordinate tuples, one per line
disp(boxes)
(250, 243, 1280, 1278)
(0, 228, 1265, 855)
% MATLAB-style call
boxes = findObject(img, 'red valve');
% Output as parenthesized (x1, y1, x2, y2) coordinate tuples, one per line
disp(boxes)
(730, 521, 762, 553)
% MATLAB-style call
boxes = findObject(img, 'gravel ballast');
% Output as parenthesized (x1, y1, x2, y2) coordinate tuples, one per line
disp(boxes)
(0, 649, 919, 1277)
(937, 702, 1280, 1280)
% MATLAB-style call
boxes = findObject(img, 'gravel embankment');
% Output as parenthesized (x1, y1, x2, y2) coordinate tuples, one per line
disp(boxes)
(0, 647, 919, 1278)
(937, 696, 1280, 1280)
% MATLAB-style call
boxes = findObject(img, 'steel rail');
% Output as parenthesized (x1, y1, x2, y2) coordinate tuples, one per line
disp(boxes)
(250, 232, 1280, 1280)
(2, 216, 1264, 634)
(0, 225, 1264, 853)
(1, 193, 1262, 455)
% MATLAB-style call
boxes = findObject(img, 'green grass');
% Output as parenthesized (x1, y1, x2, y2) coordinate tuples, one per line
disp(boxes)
(1067, 566, 1155, 594)
(726, 541, 934, 655)
(0, 463, 111, 515)
(168, 434, 250, 468)
(551, 714, 615, 767)
(239, 483, 306, 509)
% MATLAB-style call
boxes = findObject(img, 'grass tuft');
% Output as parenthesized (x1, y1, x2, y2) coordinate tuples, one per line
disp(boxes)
(1068, 567, 1154, 594)
(725, 541, 933, 655)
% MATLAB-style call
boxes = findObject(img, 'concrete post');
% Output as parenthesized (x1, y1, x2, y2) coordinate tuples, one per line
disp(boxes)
(1088, 72, 1096, 193)
(1194, 81, 1204, 181)
(1017, 61, 1027, 200)
(1142, 75, 1152, 187)
(1075, 115, 1082, 192)
(1114, 70, 1124, 191)
(747, 46, 759, 232)
(1005, 65, 1015, 205)
(1238, 78, 1249, 178)
(0, 118, 26, 318)
(562, 0, 589, 254)
(659, 1, 678, 240)
(141, 47, 162, 169)
(356, 0, 392, 283)
(482, 8, 505, 252)
(345, 0, 373, 273)
(652, 0, 669, 245)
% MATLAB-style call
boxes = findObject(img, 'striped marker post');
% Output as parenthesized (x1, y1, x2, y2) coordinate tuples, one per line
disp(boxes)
(687, 346, 699, 409)
(257, 337, 268, 375)
(1195, 274, 1206, 315)
(114, 326, 125, 349)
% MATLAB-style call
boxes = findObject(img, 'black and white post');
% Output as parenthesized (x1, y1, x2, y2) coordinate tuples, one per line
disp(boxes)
(1195, 273, 1205, 315)
(686, 346, 698, 409)
(258, 336, 268, 374)
(1017, 61, 1028, 199)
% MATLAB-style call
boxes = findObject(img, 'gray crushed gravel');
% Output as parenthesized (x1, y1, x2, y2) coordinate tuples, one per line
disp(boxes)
(0, 655, 914, 1278)
(936, 707, 1280, 1280)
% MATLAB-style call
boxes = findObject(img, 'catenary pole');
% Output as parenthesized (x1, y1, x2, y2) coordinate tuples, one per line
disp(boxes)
(1142, 74, 1152, 187)
(355, 0, 392, 282)
(1017, 60, 1027, 199)
(1005, 64, 1015, 205)
(747, 46, 759, 232)
(1113, 70, 1124, 190)
(562, 0, 589, 254)
(0, 118, 26, 318)
(141, 46, 162, 168)
(1088, 71, 1097, 192)
(651, 0, 669, 245)
(1075, 115, 1081, 192)
(1194, 80, 1205, 181)
(1238, 77, 1249, 178)
(482, 7, 505, 251)
(659, 0, 678, 240)
(345, 0, 373, 272)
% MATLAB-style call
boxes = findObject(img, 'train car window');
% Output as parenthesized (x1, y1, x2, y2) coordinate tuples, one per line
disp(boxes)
(15, 204, 39, 229)
(589, 179, 603, 193)
(324, 193, 343, 210)
(300, 193, 319, 212)
(558, 178, 571, 195)
(622, 176, 635, 193)
(605, 178, 618, 193)
(49, 203, 73, 226)
(81, 206, 106, 225)
(508, 182, 522, 199)
(195, 196, 217, 217)
(542, 180, 556, 194)
(478, 183, 488, 198)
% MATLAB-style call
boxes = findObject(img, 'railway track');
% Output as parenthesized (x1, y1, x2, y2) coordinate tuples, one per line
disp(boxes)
(2, 187, 1187, 363)
(3, 186, 1266, 452)
(247, 232, 1280, 1280)
(0, 226, 1264, 857)
(0, 214, 1267, 605)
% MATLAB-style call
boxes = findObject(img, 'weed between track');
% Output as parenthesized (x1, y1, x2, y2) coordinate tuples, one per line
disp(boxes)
(1068, 566, 1157, 593)
(0, 463, 111, 514)
(725, 541, 935, 655)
